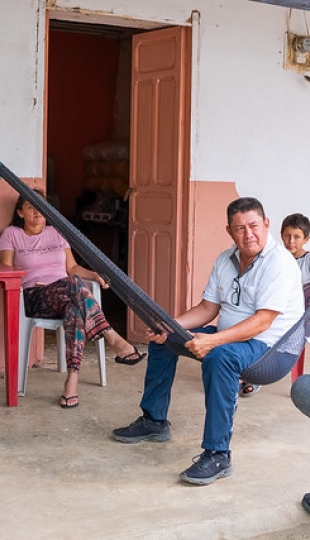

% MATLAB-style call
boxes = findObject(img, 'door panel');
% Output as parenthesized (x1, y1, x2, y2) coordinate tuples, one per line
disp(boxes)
(128, 26, 191, 342)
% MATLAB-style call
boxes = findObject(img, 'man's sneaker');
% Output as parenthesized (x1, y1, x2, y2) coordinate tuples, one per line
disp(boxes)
(302, 493, 310, 513)
(180, 450, 233, 485)
(112, 416, 171, 443)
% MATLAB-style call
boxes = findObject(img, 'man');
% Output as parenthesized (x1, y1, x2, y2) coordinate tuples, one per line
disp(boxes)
(113, 197, 304, 485)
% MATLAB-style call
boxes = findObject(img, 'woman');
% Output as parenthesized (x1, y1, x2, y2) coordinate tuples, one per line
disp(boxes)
(0, 190, 146, 408)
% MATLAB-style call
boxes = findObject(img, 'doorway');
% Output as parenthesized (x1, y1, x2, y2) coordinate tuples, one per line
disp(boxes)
(47, 19, 140, 335)
(47, 16, 192, 341)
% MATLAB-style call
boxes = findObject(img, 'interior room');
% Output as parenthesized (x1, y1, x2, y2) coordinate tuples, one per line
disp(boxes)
(47, 20, 141, 333)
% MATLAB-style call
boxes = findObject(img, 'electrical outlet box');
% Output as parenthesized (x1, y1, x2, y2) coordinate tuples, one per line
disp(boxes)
(284, 32, 310, 72)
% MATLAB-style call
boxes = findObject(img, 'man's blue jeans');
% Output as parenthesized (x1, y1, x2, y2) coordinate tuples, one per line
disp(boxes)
(140, 326, 268, 452)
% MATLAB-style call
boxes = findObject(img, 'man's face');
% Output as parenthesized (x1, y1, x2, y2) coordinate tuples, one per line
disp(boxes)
(226, 210, 270, 258)
(281, 226, 309, 258)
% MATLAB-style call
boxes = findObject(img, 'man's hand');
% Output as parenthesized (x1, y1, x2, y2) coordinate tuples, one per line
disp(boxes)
(185, 333, 217, 359)
(145, 327, 168, 344)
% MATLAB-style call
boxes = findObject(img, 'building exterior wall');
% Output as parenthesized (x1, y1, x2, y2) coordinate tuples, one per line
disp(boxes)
(0, 0, 310, 365)
(46, 1, 310, 239)
(1, 1, 310, 234)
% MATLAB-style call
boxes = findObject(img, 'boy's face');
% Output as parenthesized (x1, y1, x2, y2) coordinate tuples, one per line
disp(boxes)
(281, 226, 309, 258)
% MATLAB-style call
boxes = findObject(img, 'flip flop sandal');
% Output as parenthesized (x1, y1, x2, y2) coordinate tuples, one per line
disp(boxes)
(239, 382, 261, 398)
(60, 395, 79, 409)
(115, 347, 147, 366)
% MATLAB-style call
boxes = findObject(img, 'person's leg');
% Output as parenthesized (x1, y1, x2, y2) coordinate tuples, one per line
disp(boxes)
(60, 370, 79, 408)
(112, 326, 218, 443)
(202, 339, 268, 450)
(24, 278, 91, 406)
(61, 276, 146, 402)
(24, 277, 99, 368)
(63, 276, 145, 364)
(24, 282, 82, 407)
(103, 328, 146, 363)
(24, 277, 143, 407)
(140, 340, 180, 420)
(112, 340, 178, 442)
(180, 338, 268, 485)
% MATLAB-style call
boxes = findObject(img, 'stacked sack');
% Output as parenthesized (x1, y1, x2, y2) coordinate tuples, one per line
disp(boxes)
(82, 140, 129, 198)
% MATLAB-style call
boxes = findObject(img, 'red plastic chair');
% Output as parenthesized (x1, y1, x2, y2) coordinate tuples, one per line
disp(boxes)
(291, 282, 310, 383)
(291, 348, 306, 383)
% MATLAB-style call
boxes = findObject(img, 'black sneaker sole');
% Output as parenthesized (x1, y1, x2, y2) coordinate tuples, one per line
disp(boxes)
(112, 431, 172, 443)
(180, 465, 233, 485)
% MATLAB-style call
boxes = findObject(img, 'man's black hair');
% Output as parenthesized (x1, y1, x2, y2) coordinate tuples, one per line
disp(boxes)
(227, 197, 266, 225)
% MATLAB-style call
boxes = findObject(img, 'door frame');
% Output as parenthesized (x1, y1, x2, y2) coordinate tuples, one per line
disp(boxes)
(44, 7, 198, 327)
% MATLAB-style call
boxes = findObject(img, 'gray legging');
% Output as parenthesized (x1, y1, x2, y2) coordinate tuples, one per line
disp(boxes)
(291, 374, 310, 418)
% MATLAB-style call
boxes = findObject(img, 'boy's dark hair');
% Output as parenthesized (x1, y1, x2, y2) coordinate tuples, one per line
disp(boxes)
(227, 197, 266, 225)
(11, 189, 45, 227)
(281, 213, 310, 238)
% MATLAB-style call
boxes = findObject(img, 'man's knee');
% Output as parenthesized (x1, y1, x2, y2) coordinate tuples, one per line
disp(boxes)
(202, 345, 232, 366)
(201, 344, 249, 382)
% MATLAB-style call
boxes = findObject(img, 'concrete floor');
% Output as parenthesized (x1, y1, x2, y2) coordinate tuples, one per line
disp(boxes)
(1, 337, 310, 540)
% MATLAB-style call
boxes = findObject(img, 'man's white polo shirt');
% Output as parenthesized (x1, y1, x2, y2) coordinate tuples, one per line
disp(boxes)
(203, 234, 304, 347)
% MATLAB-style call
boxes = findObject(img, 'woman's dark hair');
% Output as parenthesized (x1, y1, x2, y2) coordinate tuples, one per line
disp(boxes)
(227, 197, 266, 225)
(281, 213, 310, 238)
(11, 189, 45, 227)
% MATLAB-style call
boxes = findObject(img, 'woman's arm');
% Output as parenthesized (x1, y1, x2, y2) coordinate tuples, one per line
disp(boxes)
(64, 248, 109, 289)
(0, 249, 14, 266)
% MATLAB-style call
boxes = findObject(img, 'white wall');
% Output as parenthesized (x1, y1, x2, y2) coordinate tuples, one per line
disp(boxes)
(1, 0, 310, 242)
(0, 0, 46, 177)
(195, 2, 310, 243)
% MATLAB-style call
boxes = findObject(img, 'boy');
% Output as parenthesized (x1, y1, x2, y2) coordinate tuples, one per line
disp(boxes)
(281, 213, 310, 283)
(281, 212, 310, 514)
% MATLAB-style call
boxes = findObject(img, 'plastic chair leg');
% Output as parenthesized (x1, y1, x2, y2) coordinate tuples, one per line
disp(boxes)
(56, 326, 66, 373)
(96, 338, 106, 386)
(18, 321, 35, 396)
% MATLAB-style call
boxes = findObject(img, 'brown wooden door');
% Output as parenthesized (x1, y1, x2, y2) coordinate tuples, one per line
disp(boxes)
(127, 26, 191, 342)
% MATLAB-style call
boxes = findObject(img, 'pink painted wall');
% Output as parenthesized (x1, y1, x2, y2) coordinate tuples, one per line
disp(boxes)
(0, 177, 45, 373)
(187, 181, 239, 308)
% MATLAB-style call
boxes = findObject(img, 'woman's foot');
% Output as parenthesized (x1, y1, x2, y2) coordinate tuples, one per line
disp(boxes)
(115, 346, 147, 366)
(104, 329, 145, 362)
(60, 370, 79, 408)
(60, 395, 79, 409)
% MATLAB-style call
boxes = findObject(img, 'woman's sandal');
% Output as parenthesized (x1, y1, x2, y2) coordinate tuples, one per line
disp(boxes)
(239, 382, 261, 398)
(115, 347, 147, 366)
(60, 395, 79, 409)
